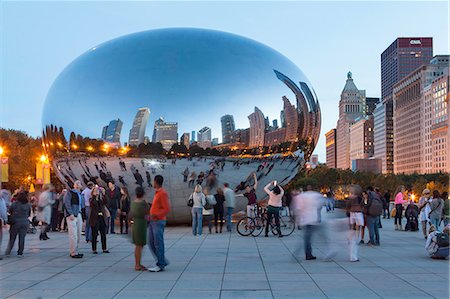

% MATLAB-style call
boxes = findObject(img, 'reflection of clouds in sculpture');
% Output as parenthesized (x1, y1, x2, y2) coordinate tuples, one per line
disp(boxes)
(41, 28, 321, 223)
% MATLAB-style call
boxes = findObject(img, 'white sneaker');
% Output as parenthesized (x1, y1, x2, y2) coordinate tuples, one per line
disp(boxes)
(148, 266, 163, 272)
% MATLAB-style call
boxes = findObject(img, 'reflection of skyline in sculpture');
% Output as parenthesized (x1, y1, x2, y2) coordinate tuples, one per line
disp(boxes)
(221, 115, 235, 144)
(152, 117, 178, 151)
(248, 107, 266, 148)
(128, 107, 150, 146)
(101, 119, 123, 144)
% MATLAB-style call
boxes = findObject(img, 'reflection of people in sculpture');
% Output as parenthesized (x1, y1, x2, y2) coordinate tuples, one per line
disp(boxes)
(182, 167, 189, 182)
(188, 172, 196, 188)
(145, 171, 152, 188)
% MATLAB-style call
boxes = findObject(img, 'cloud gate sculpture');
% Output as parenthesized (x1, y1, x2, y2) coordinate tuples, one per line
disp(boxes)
(42, 28, 321, 224)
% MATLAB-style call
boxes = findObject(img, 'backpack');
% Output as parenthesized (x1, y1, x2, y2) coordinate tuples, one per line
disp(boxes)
(436, 232, 449, 247)
(368, 197, 383, 217)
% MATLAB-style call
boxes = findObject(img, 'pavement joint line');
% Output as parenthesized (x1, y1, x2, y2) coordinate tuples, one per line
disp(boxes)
(164, 229, 210, 298)
(254, 232, 275, 299)
(218, 230, 232, 299)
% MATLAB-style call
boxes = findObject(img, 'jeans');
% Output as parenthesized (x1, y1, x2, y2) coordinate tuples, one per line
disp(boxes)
(67, 214, 82, 256)
(91, 217, 107, 251)
(191, 208, 203, 235)
(432, 247, 449, 259)
(5, 222, 28, 255)
(226, 207, 234, 232)
(85, 206, 92, 241)
(148, 220, 168, 269)
(367, 216, 380, 245)
(120, 213, 128, 233)
(430, 218, 440, 230)
(214, 207, 224, 232)
(304, 225, 316, 258)
(265, 205, 281, 236)
(109, 208, 117, 233)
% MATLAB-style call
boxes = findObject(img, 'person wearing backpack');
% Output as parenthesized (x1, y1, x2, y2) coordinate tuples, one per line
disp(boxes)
(425, 225, 449, 259)
(429, 190, 444, 230)
(365, 187, 383, 246)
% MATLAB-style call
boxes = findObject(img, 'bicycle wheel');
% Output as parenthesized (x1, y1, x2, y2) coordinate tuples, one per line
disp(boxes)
(279, 216, 296, 236)
(251, 216, 265, 237)
(237, 217, 255, 236)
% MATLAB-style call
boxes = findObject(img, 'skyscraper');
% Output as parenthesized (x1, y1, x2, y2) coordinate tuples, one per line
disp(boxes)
(272, 120, 278, 129)
(180, 132, 190, 148)
(393, 56, 448, 174)
(325, 129, 337, 169)
(191, 131, 196, 143)
(212, 138, 219, 146)
(129, 107, 150, 146)
(152, 117, 178, 150)
(336, 72, 366, 169)
(365, 97, 380, 116)
(103, 119, 123, 144)
(101, 125, 108, 140)
(248, 107, 266, 148)
(197, 127, 212, 149)
(375, 37, 433, 173)
(349, 116, 374, 161)
(221, 114, 235, 144)
(282, 96, 299, 142)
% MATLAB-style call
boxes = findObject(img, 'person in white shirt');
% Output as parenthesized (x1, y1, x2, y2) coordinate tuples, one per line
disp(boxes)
(297, 185, 325, 260)
(190, 185, 206, 236)
(223, 183, 236, 232)
(264, 181, 284, 237)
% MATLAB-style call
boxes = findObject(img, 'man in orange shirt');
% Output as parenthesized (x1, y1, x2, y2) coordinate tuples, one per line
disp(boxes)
(148, 175, 171, 272)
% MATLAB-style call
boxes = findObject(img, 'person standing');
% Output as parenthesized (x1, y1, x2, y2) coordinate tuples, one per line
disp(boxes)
(36, 184, 55, 241)
(442, 192, 449, 227)
(243, 173, 258, 218)
(82, 182, 94, 242)
(130, 187, 150, 271)
(89, 186, 109, 254)
(182, 167, 189, 182)
(145, 171, 152, 188)
(223, 183, 236, 232)
(364, 187, 383, 246)
(106, 182, 121, 234)
(0, 191, 8, 259)
(297, 185, 325, 260)
(119, 187, 130, 234)
(429, 190, 444, 230)
(213, 188, 225, 233)
(63, 180, 84, 258)
(383, 190, 391, 219)
(190, 185, 206, 236)
(394, 185, 407, 231)
(418, 189, 432, 239)
(264, 181, 284, 238)
(148, 175, 171, 272)
(5, 192, 31, 257)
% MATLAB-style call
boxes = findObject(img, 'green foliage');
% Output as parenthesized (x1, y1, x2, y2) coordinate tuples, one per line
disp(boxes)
(290, 165, 449, 196)
(0, 128, 42, 190)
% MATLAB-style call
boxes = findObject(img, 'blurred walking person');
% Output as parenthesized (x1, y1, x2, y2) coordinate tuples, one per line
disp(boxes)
(418, 189, 432, 239)
(0, 191, 8, 259)
(36, 184, 55, 241)
(346, 185, 363, 262)
(82, 182, 94, 242)
(223, 183, 236, 232)
(4, 192, 31, 257)
(89, 186, 110, 254)
(297, 185, 325, 260)
(429, 190, 444, 230)
(130, 187, 150, 271)
(148, 175, 171, 272)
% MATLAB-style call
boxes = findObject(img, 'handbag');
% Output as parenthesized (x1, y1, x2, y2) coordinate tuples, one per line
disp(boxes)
(391, 207, 396, 218)
(187, 194, 193, 207)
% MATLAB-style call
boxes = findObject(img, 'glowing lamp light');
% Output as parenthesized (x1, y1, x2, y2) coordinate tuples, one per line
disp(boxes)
(40, 155, 48, 163)
(0, 146, 4, 155)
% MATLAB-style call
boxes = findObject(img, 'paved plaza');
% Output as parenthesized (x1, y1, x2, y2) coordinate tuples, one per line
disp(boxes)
(0, 213, 448, 299)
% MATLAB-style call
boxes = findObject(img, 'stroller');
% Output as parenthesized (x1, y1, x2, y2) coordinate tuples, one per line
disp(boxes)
(404, 203, 419, 231)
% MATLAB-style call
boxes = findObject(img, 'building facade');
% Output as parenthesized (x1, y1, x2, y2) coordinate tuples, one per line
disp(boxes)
(377, 37, 433, 173)
(152, 117, 178, 150)
(104, 119, 123, 144)
(180, 132, 190, 148)
(248, 107, 266, 148)
(325, 129, 337, 168)
(282, 96, 299, 142)
(129, 107, 150, 146)
(336, 72, 366, 169)
(349, 116, 374, 162)
(197, 127, 212, 149)
(393, 56, 448, 174)
(264, 128, 286, 147)
(221, 114, 235, 144)
(233, 129, 250, 146)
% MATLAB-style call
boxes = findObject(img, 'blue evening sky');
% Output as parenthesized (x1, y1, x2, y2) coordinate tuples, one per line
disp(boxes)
(1, 1, 448, 161)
